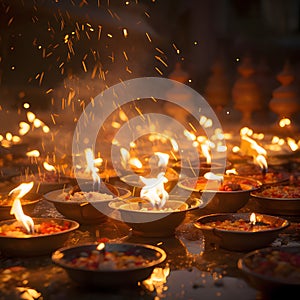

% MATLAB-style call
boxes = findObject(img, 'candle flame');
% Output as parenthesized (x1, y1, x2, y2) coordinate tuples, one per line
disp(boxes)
(250, 212, 256, 225)
(9, 182, 34, 199)
(140, 172, 169, 208)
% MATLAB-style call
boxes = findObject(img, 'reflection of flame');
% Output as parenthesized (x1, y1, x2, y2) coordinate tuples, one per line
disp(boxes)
(250, 212, 256, 225)
(143, 266, 170, 294)
(9, 182, 35, 234)
(43, 162, 56, 172)
(140, 172, 169, 208)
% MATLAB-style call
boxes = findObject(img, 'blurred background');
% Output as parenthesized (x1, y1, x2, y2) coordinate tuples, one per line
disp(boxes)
(0, 0, 300, 109)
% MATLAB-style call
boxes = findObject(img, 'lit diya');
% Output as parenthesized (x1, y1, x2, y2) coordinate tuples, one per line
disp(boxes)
(110, 171, 202, 237)
(52, 242, 167, 287)
(43, 182, 131, 224)
(238, 246, 300, 293)
(0, 182, 79, 256)
(0, 183, 41, 221)
(178, 173, 262, 212)
(251, 184, 300, 216)
(194, 212, 290, 251)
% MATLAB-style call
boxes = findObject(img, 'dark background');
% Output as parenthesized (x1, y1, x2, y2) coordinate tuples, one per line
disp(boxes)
(0, 0, 300, 111)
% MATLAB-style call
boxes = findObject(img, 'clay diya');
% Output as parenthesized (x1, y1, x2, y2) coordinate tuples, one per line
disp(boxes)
(194, 212, 290, 251)
(251, 184, 300, 216)
(238, 246, 300, 293)
(0, 217, 79, 257)
(43, 182, 131, 224)
(52, 242, 166, 287)
(109, 197, 202, 237)
(178, 174, 262, 212)
(0, 190, 41, 221)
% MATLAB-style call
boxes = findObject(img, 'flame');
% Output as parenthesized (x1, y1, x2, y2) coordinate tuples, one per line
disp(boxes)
(27, 112, 36, 123)
(9, 182, 34, 199)
(250, 212, 256, 225)
(96, 242, 105, 251)
(43, 162, 56, 172)
(154, 152, 169, 167)
(9, 182, 35, 234)
(225, 168, 238, 175)
(84, 148, 100, 189)
(140, 172, 169, 208)
(279, 117, 291, 128)
(201, 143, 211, 164)
(287, 137, 299, 151)
(204, 172, 224, 182)
(254, 154, 268, 172)
(240, 136, 267, 156)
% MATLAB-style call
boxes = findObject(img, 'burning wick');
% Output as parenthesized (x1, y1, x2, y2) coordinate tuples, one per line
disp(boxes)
(204, 172, 224, 185)
(254, 154, 268, 178)
(10, 199, 35, 234)
(250, 212, 256, 226)
(96, 242, 106, 255)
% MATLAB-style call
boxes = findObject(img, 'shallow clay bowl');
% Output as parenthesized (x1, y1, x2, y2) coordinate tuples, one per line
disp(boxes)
(0, 217, 79, 257)
(238, 246, 300, 294)
(251, 185, 300, 216)
(178, 175, 262, 213)
(194, 212, 290, 251)
(43, 183, 131, 225)
(0, 191, 41, 221)
(109, 197, 202, 237)
(52, 242, 166, 287)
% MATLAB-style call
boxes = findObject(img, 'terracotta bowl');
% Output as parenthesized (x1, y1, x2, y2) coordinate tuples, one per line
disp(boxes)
(178, 175, 262, 213)
(109, 197, 202, 237)
(251, 185, 300, 216)
(194, 212, 290, 251)
(43, 183, 131, 224)
(52, 242, 166, 287)
(238, 246, 300, 294)
(0, 191, 41, 221)
(0, 217, 79, 257)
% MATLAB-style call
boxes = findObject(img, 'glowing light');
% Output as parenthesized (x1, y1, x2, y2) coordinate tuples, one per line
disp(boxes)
(26, 150, 40, 157)
(279, 118, 291, 128)
(250, 212, 256, 225)
(287, 137, 299, 151)
(19, 121, 30, 135)
(140, 172, 169, 208)
(43, 162, 56, 172)
(27, 112, 36, 123)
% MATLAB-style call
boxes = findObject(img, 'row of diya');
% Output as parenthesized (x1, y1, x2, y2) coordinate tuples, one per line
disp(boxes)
(0, 162, 299, 292)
